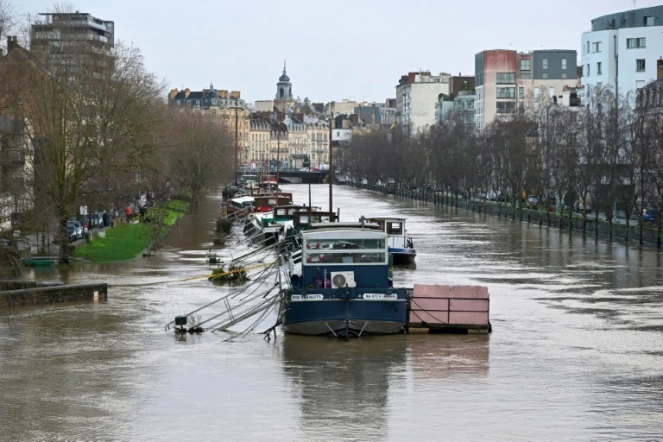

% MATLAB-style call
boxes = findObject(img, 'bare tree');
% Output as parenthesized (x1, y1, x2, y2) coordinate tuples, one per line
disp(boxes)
(166, 111, 233, 205)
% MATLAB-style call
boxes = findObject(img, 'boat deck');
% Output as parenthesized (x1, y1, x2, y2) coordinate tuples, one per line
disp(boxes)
(407, 284, 491, 334)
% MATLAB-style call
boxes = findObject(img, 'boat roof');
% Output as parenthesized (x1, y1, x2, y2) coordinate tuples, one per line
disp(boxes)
(303, 227, 387, 240)
(231, 196, 255, 203)
(308, 222, 382, 230)
(365, 216, 407, 222)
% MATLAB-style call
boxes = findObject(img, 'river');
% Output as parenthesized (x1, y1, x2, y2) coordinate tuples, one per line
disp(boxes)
(1, 184, 662, 441)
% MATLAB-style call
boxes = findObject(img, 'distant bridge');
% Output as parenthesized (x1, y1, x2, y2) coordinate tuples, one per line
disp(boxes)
(236, 169, 344, 184)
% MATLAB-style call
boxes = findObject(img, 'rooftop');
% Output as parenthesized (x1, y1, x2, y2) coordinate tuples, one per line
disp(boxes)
(590, 5, 663, 32)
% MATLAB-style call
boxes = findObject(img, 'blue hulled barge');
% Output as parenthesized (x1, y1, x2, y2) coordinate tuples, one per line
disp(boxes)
(279, 224, 408, 337)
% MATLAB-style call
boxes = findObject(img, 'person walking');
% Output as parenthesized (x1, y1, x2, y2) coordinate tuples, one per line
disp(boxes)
(125, 205, 132, 223)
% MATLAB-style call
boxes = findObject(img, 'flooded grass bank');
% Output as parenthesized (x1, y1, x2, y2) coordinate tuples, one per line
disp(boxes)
(74, 199, 190, 262)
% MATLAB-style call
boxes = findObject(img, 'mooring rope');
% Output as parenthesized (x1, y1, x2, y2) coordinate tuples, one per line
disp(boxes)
(163, 263, 278, 330)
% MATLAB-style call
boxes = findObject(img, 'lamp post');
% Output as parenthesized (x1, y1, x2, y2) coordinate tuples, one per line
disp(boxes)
(234, 97, 239, 186)
(329, 112, 333, 213)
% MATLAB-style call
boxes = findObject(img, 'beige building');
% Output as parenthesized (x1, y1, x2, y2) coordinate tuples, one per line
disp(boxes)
(248, 116, 329, 169)
(168, 85, 251, 164)
(325, 99, 358, 116)
(254, 100, 275, 112)
(306, 122, 329, 167)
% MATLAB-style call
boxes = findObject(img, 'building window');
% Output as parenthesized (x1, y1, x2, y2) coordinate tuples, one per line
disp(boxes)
(542, 73, 549, 79)
(586, 41, 590, 54)
(644, 16, 654, 26)
(542, 59, 548, 70)
(497, 87, 515, 99)
(562, 73, 567, 79)
(597, 62, 602, 75)
(562, 59, 567, 70)
(496, 102, 515, 114)
(586, 64, 590, 76)
(592, 42, 601, 53)
(496, 72, 515, 84)
(520, 59, 531, 80)
(637, 59, 646, 72)
(627, 38, 646, 49)
(518, 87, 524, 99)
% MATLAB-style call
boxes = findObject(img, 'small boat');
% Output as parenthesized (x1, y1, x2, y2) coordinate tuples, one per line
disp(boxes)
(227, 196, 254, 216)
(278, 223, 408, 337)
(20, 257, 57, 267)
(365, 217, 416, 265)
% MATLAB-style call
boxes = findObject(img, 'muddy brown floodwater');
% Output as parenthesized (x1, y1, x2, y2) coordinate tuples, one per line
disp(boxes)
(1, 184, 662, 440)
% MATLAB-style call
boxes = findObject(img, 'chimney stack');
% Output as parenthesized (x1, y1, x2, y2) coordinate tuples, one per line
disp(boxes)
(658, 57, 663, 81)
(7, 36, 18, 53)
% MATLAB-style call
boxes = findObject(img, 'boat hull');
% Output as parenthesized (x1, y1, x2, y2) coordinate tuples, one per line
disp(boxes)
(389, 248, 416, 265)
(281, 288, 407, 337)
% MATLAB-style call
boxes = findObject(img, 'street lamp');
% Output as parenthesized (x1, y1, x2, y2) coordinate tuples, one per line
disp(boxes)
(233, 97, 239, 186)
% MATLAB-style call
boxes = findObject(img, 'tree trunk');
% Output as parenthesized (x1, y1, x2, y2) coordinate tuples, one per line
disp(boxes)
(582, 212, 587, 234)
(568, 209, 573, 233)
(58, 217, 70, 264)
(624, 212, 630, 243)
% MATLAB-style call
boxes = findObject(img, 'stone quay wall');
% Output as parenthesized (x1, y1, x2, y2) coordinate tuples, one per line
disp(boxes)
(0, 281, 108, 309)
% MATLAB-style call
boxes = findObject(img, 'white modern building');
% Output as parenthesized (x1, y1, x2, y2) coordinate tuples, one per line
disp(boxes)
(396, 72, 450, 133)
(581, 6, 663, 105)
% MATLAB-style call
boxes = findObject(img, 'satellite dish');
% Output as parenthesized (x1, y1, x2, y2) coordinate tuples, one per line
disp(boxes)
(332, 274, 346, 288)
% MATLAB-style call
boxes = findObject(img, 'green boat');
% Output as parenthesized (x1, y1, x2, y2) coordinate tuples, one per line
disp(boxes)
(20, 257, 57, 267)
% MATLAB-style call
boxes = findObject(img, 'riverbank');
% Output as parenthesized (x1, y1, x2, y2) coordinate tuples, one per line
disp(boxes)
(74, 199, 190, 262)
(347, 181, 663, 247)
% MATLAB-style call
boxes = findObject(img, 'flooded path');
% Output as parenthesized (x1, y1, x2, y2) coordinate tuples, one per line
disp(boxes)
(1, 184, 662, 440)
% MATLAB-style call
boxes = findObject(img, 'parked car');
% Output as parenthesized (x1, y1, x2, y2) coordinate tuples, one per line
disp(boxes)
(87, 212, 102, 228)
(68, 220, 83, 240)
(643, 208, 657, 222)
(56, 222, 78, 242)
(527, 196, 539, 205)
(76, 216, 89, 235)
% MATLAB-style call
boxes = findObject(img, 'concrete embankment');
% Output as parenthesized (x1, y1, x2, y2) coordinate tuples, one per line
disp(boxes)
(0, 280, 108, 309)
(347, 181, 662, 247)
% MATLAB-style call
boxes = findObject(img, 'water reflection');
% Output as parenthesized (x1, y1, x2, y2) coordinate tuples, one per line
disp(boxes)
(408, 334, 490, 380)
(281, 335, 406, 440)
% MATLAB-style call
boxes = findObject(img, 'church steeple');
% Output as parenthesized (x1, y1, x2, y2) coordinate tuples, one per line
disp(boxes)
(276, 60, 293, 101)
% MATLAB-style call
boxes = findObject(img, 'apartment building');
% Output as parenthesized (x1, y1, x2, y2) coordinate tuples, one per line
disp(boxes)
(396, 71, 450, 133)
(168, 85, 250, 163)
(0, 116, 33, 232)
(474, 49, 579, 130)
(581, 5, 663, 105)
(30, 12, 114, 75)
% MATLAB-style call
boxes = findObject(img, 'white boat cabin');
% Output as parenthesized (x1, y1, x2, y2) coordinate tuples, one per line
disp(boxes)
(365, 217, 411, 250)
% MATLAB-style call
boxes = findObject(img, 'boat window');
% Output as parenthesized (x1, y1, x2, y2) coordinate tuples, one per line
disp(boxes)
(268, 198, 277, 205)
(309, 215, 332, 223)
(387, 222, 402, 235)
(305, 252, 386, 264)
(299, 215, 310, 224)
(276, 209, 287, 216)
(305, 238, 385, 250)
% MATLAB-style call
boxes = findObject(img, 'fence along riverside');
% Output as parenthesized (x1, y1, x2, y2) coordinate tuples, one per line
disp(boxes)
(347, 181, 663, 247)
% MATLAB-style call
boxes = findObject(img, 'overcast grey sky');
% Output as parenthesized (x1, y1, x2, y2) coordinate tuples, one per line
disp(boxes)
(16, 0, 652, 103)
